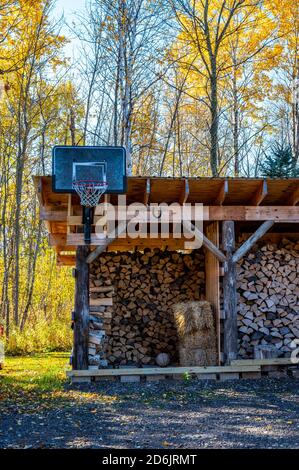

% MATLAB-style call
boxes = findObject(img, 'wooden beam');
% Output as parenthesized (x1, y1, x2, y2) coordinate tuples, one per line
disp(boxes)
(90, 298, 113, 306)
(183, 221, 227, 263)
(287, 185, 299, 206)
(67, 364, 261, 378)
(250, 179, 268, 206)
(86, 220, 129, 264)
(207, 206, 299, 221)
(232, 220, 275, 263)
(214, 179, 228, 205)
(179, 178, 189, 205)
(42, 205, 299, 224)
(222, 221, 237, 365)
(40, 209, 67, 221)
(57, 254, 75, 266)
(73, 246, 89, 370)
(205, 222, 221, 365)
(231, 358, 295, 366)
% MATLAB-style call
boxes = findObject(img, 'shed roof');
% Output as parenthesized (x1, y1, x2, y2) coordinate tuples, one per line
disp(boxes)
(34, 176, 299, 265)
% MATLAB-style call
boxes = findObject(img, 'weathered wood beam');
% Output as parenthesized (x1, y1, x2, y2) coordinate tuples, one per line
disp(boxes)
(205, 222, 221, 364)
(214, 179, 228, 205)
(86, 220, 129, 264)
(42, 206, 299, 223)
(232, 220, 275, 263)
(73, 246, 89, 370)
(182, 221, 227, 263)
(222, 221, 237, 364)
(207, 206, 299, 221)
(287, 185, 299, 206)
(57, 254, 75, 266)
(179, 178, 189, 205)
(67, 365, 261, 377)
(250, 179, 268, 206)
(40, 209, 68, 221)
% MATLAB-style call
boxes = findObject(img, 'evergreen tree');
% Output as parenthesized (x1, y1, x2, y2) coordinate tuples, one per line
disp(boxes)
(260, 142, 298, 177)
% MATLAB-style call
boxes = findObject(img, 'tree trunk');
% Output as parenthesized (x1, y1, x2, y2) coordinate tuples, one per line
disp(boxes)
(210, 66, 219, 176)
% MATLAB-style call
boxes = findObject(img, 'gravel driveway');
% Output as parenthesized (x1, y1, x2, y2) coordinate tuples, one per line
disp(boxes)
(1, 377, 299, 449)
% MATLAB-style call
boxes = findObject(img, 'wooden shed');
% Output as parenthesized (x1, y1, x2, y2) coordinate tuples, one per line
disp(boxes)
(34, 176, 299, 381)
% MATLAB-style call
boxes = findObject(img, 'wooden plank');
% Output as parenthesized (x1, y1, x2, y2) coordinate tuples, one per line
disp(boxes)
(73, 246, 89, 370)
(90, 298, 113, 306)
(231, 358, 295, 366)
(40, 209, 68, 221)
(183, 221, 227, 263)
(43, 205, 299, 226)
(232, 220, 275, 263)
(90, 286, 114, 293)
(67, 365, 261, 377)
(222, 221, 237, 364)
(250, 179, 268, 206)
(57, 254, 75, 266)
(205, 222, 221, 365)
(208, 206, 299, 221)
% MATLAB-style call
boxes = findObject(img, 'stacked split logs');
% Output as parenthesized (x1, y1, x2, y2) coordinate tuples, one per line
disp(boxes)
(237, 239, 299, 358)
(89, 249, 205, 366)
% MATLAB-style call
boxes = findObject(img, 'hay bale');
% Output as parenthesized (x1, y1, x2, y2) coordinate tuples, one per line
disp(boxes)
(173, 301, 217, 367)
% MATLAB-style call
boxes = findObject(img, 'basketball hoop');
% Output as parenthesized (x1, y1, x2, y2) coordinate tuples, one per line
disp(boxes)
(72, 180, 108, 207)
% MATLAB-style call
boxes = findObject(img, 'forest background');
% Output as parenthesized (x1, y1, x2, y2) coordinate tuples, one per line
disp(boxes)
(0, 0, 298, 353)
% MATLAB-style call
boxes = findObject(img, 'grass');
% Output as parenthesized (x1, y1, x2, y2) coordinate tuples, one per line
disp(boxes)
(0, 353, 118, 412)
(0, 353, 69, 395)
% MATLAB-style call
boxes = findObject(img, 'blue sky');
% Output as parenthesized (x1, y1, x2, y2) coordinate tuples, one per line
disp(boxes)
(54, 0, 86, 20)
(53, 0, 87, 58)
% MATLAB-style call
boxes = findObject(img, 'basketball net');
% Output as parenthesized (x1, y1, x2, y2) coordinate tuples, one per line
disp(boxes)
(72, 180, 108, 207)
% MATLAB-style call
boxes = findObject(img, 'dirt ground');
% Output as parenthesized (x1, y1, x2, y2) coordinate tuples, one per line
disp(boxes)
(1, 370, 299, 449)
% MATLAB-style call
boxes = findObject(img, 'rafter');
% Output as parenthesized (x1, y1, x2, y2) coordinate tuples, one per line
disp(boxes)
(250, 179, 268, 206)
(143, 178, 151, 205)
(214, 179, 228, 205)
(179, 178, 189, 205)
(287, 185, 299, 206)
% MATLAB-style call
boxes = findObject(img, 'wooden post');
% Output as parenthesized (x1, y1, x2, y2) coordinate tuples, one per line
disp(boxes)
(73, 246, 89, 370)
(205, 222, 221, 365)
(222, 221, 237, 364)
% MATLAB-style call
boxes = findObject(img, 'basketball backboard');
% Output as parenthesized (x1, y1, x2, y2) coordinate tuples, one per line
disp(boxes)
(52, 145, 127, 193)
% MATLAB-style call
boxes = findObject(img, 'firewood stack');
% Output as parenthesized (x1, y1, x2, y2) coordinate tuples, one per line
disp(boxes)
(237, 239, 299, 358)
(89, 248, 205, 367)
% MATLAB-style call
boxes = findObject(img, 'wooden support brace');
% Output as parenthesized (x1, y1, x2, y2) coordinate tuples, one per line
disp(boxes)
(86, 220, 129, 264)
(232, 220, 275, 263)
(183, 221, 227, 263)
